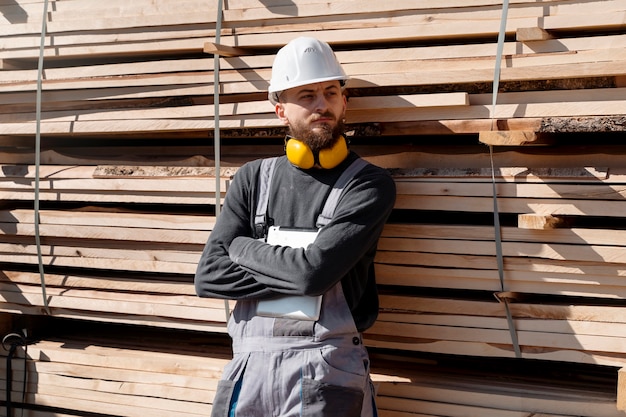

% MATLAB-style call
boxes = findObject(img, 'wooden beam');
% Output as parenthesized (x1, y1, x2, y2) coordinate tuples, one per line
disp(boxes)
(378, 236, 626, 265)
(394, 194, 626, 217)
(348, 93, 469, 109)
(378, 294, 626, 323)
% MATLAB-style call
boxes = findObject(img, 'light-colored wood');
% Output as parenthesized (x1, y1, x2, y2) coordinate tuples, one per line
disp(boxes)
(348, 93, 469, 109)
(0, 189, 220, 205)
(0, 241, 201, 264)
(0, 302, 226, 332)
(377, 311, 626, 339)
(0, 177, 224, 193)
(203, 42, 251, 57)
(618, 368, 626, 411)
(479, 130, 539, 146)
(1, 251, 198, 274)
(394, 194, 626, 217)
(518, 214, 569, 229)
(3, 6, 217, 37)
(0, 270, 196, 295)
(23, 393, 207, 417)
(1, 208, 214, 231)
(1, 96, 624, 135)
(517, 27, 553, 41)
(223, 0, 553, 23)
(2, 32, 621, 81)
(376, 263, 626, 299)
(395, 180, 626, 200)
(378, 236, 626, 265)
(366, 337, 626, 367)
(378, 294, 626, 323)
(0, 281, 224, 319)
(373, 363, 622, 417)
(5, 47, 626, 95)
(21, 339, 228, 376)
(379, 118, 541, 135)
(0, 93, 466, 122)
(2, 1, 626, 416)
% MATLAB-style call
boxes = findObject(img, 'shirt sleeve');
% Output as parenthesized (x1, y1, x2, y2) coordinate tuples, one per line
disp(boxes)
(227, 165, 396, 297)
(194, 162, 277, 300)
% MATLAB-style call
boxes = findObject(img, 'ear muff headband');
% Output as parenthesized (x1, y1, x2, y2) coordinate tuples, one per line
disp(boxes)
(285, 136, 349, 169)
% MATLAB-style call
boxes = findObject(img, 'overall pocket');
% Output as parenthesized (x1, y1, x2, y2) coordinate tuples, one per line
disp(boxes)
(300, 346, 368, 417)
(211, 379, 240, 417)
(301, 378, 364, 417)
(210, 353, 250, 417)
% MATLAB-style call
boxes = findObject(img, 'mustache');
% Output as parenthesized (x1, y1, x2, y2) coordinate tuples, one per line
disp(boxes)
(310, 111, 336, 122)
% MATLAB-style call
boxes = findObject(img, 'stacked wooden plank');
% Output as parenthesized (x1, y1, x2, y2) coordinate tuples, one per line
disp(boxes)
(368, 294, 626, 367)
(0, 206, 234, 331)
(0, 322, 622, 417)
(0, 322, 230, 417)
(1, 0, 625, 141)
(4, 163, 626, 367)
(371, 353, 624, 417)
(0, 0, 217, 60)
(2, 0, 626, 416)
(366, 163, 626, 367)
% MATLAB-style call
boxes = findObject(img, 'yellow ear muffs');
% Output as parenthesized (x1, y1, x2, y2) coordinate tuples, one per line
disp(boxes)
(285, 136, 349, 169)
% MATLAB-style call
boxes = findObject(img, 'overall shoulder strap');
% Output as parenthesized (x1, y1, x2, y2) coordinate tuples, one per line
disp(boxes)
(254, 157, 368, 236)
(316, 158, 368, 228)
(254, 157, 278, 238)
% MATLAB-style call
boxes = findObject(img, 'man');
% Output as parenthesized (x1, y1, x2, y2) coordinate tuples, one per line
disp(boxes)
(195, 37, 396, 417)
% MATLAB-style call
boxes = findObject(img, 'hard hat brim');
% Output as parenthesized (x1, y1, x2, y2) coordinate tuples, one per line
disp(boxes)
(268, 77, 348, 105)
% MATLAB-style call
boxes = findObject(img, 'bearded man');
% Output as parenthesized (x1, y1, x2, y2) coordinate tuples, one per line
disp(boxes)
(195, 37, 396, 417)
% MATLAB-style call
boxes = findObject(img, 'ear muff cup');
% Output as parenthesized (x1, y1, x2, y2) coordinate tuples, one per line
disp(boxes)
(318, 136, 349, 169)
(285, 138, 315, 169)
(285, 136, 349, 169)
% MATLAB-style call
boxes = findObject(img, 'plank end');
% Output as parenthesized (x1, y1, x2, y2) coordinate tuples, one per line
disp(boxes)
(518, 214, 570, 230)
(479, 130, 546, 146)
(203, 42, 250, 57)
(618, 367, 626, 410)
(516, 27, 553, 42)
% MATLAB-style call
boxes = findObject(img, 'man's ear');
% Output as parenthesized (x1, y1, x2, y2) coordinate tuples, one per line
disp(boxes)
(275, 103, 289, 125)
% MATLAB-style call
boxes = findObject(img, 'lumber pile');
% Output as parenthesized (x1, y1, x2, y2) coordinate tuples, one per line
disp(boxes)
(366, 164, 626, 367)
(0, 319, 230, 417)
(2, 0, 626, 415)
(0, 319, 623, 417)
(1, 0, 626, 140)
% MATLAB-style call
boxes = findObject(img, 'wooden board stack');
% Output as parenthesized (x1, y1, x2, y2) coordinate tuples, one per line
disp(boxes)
(1, 0, 626, 415)
(0, 321, 623, 417)
(1, 0, 626, 140)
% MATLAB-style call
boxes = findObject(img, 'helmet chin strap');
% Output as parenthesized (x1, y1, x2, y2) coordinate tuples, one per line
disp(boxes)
(285, 135, 349, 169)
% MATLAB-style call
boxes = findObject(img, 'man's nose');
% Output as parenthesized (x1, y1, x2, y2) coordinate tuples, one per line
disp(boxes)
(313, 93, 329, 113)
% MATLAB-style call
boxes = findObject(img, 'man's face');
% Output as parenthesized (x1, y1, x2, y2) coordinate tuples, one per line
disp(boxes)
(275, 81, 347, 153)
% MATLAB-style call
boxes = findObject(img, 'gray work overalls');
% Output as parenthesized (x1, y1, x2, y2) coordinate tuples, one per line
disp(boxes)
(210, 158, 378, 417)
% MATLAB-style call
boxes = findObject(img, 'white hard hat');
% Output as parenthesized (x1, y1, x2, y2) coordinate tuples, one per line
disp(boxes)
(268, 37, 348, 104)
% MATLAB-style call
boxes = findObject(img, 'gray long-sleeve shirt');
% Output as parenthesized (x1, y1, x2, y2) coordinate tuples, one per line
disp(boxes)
(194, 152, 396, 332)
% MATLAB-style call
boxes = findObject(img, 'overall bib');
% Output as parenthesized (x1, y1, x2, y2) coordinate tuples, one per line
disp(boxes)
(210, 158, 377, 417)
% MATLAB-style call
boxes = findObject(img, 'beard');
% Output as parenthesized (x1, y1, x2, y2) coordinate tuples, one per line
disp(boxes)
(288, 112, 346, 154)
